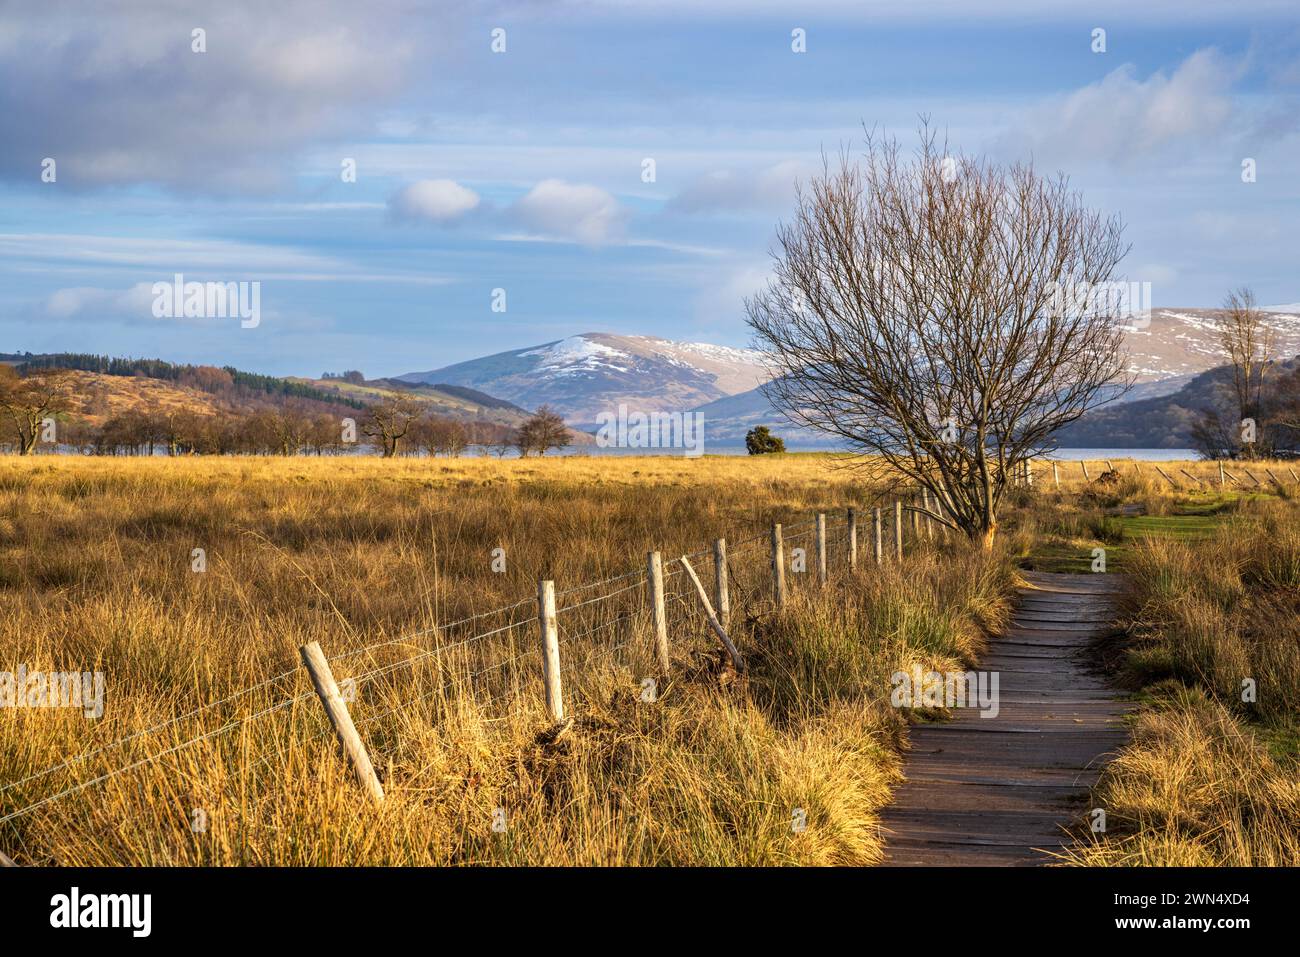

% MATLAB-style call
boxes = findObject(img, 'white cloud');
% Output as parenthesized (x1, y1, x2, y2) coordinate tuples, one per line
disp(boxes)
(0, 1, 465, 191)
(2, 234, 454, 289)
(568, 0, 1295, 21)
(694, 262, 771, 325)
(389, 179, 481, 223)
(45, 283, 167, 321)
(669, 161, 808, 214)
(999, 49, 1242, 167)
(510, 180, 627, 245)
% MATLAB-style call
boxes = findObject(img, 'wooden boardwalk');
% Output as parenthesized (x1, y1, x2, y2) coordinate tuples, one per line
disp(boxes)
(880, 571, 1131, 866)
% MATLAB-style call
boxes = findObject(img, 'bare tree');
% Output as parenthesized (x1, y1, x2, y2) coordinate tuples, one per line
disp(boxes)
(262, 404, 314, 456)
(362, 395, 421, 458)
(1214, 287, 1276, 460)
(515, 405, 570, 457)
(0, 366, 76, 454)
(746, 128, 1131, 547)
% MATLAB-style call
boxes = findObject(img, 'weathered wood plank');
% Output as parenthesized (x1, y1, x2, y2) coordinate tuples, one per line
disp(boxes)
(880, 570, 1132, 866)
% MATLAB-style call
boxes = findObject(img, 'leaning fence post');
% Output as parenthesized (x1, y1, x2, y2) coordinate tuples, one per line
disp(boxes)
(299, 641, 385, 805)
(847, 507, 858, 570)
(680, 556, 745, 672)
(894, 500, 904, 561)
(873, 508, 883, 566)
(713, 538, 730, 631)
(648, 551, 670, 674)
(1219, 461, 1226, 487)
(815, 513, 827, 585)
(1080, 460, 1090, 481)
(771, 523, 786, 610)
(537, 579, 564, 723)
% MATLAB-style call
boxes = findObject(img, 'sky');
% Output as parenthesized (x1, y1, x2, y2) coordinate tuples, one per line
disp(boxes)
(1, 0, 1298, 378)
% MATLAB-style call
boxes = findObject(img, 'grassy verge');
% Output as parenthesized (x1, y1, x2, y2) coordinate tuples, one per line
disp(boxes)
(1064, 493, 1300, 865)
(0, 454, 1012, 865)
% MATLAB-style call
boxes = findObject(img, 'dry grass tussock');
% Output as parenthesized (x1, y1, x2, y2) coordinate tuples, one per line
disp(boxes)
(0, 454, 1011, 865)
(1065, 494, 1300, 866)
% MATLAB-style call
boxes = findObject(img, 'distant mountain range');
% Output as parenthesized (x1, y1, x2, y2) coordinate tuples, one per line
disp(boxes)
(9, 304, 1298, 451)
(1054, 356, 1300, 449)
(392, 309, 1299, 448)
(682, 308, 1300, 446)
(397, 333, 769, 428)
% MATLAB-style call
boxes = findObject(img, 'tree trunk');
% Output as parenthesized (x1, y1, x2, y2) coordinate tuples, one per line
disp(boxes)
(978, 522, 998, 550)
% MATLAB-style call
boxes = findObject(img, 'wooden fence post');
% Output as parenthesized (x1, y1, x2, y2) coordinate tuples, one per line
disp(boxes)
(1219, 461, 1226, 487)
(894, 500, 904, 561)
(771, 523, 786, 610)
(713, 538, 730, 631)
(1080, 460, 1090, 481)
(1052, 461, 1060, 490)
(815, 513, 827, 585)
(847, 507, 858, 570)
(648, 551, 670, 673)
(537, 579, 564, 723)
(680, 556, 745, 672)
(911, 497, 920, 536)
(1154, 465, 1178, 487)
(873, 507, 883, 566)
(299, 641, 385, 805)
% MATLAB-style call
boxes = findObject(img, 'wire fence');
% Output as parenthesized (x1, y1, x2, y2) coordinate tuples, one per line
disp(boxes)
(0, 498, 945, 851)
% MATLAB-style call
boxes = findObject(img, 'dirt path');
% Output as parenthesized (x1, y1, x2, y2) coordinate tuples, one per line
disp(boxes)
(880, 570, 1131, 866)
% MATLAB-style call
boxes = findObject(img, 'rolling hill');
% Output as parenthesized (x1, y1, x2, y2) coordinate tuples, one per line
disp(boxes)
(397, 333, 769, 428)
(685, 308, 1300, 447)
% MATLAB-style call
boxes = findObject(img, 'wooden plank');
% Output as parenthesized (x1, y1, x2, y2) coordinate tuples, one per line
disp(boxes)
(880, 570, 1130, 866)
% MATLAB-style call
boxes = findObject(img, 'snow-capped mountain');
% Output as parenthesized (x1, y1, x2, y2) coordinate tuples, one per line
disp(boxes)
(1120, 308, 1300, 399)
(693, 307, 1300, 446)
(397, 333, 770, 426)
(397, 309, 1299, 443)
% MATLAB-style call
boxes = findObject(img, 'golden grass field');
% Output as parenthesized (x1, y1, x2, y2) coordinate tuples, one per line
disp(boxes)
(0, 452, 1294, 866)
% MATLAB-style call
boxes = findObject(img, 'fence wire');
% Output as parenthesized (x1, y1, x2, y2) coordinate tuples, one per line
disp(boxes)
(0, 505, 918, 833)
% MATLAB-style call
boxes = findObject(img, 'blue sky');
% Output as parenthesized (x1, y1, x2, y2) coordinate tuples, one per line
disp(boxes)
(2, 0, 1298, 378)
